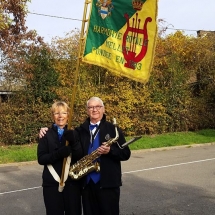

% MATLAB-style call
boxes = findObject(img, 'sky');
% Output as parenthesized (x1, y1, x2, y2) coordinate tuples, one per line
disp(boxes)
(26, 0, 215, 43)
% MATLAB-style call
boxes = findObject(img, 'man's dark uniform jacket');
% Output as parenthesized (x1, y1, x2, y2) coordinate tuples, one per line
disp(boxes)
(64, 114, 131, 188)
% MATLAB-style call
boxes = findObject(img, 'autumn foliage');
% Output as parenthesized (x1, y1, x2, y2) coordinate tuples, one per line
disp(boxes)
(0, 4, 215, 144)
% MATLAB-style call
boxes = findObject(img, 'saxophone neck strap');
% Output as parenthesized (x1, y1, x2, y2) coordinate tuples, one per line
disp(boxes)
(90, 123, 101, 144)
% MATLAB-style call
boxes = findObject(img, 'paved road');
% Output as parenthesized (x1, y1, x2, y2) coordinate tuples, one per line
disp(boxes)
(1, 144, 215, 215)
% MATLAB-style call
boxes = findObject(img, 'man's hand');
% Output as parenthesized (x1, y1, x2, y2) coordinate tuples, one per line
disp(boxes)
(39, 127, 48, 138)
(97, 142, 110, 155)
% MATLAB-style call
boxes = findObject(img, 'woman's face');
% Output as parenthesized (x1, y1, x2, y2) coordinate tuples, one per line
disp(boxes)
(52, 106, 69, 128)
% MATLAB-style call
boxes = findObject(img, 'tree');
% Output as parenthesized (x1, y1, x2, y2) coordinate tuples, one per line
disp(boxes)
(149, 32, 198, 131)
(24, 47, 60, 104)
(0, 0, 44, 91)
(0, 0, 56, 145)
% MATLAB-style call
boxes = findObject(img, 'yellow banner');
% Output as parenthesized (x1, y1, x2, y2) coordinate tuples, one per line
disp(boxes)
(82, 0, 158, 83)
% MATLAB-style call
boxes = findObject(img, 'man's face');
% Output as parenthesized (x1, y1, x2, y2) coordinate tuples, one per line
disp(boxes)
(87, 99, 105, 123)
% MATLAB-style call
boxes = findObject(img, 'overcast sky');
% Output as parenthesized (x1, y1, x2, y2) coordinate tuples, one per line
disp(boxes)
(26, 0, 215, 43)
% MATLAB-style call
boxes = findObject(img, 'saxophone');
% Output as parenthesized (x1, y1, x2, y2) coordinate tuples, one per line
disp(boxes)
(69, 118, 119, 180)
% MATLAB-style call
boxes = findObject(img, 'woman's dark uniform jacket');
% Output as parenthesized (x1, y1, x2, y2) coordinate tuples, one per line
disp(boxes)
(37, 125, 83, 187)
(64, 114, 131, 188)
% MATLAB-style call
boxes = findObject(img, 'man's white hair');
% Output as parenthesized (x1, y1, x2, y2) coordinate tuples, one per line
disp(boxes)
(86, 97, 104, 107)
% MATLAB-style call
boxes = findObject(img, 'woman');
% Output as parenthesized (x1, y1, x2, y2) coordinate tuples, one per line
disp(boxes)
(37, 101, 82, 215)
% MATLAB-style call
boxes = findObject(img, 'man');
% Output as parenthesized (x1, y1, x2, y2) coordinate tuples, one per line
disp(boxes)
(39, 97, 131, 215)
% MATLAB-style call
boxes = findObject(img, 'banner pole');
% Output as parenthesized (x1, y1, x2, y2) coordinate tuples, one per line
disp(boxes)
(58, 0, 91, 192)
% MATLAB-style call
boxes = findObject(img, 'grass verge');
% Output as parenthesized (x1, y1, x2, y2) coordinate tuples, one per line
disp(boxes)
(0, 129, 215, 164)
(128, 129, 215, 150)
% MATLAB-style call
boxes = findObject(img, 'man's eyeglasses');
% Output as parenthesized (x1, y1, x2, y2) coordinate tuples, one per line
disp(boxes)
(53, 112, 68, 116)
(87, 106, 103, 111)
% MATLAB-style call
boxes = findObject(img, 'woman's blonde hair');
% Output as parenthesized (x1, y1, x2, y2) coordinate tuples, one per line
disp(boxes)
(51, 101, 70, 115)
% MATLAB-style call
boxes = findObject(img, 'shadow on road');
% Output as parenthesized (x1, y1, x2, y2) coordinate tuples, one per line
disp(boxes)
(120, 174, 215, 215)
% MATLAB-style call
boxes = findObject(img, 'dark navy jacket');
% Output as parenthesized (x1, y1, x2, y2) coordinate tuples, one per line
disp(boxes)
(37, 124, 82, 187)
(72, 115, 131, 188)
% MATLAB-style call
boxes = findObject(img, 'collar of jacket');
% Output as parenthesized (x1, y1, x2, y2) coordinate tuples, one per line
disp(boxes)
(51, 124, 68, 132)
(80, 114, 106, 131)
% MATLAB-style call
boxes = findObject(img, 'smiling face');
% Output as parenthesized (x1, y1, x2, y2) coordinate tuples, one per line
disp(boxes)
(87, 98, 105, 124)
(51, 102, 69, 129)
